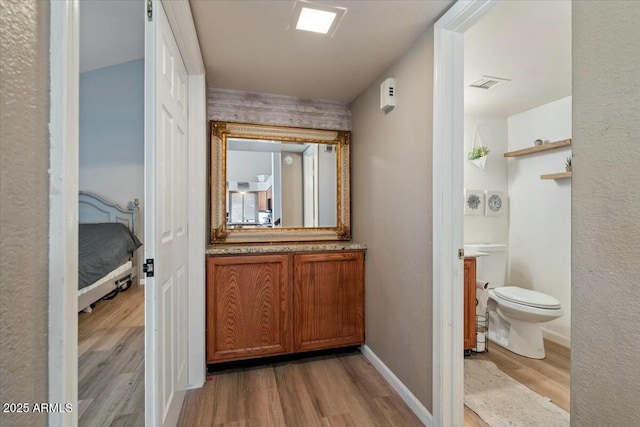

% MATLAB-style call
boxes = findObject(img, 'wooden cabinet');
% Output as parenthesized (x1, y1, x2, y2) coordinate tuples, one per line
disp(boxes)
(464, 257, 477, 350)
(206, 250, 365, 363)
(206, 255, 290, 362)
(257, 191, 268, 211)
(293, 252, 364, 351)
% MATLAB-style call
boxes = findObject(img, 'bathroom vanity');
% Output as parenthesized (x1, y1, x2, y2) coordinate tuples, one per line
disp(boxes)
(206, 244, 365, 363)
(464, 257, 477, 350)
(206, 122, 364, 364)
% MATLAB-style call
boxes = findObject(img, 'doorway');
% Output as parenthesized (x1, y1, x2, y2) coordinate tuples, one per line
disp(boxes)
(433, 1, 571, 426)
(76, 1, 146, 423)
(48, 1, 207, 424)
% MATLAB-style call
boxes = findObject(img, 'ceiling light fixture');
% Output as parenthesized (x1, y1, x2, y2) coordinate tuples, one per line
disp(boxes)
(297, 8, 336, 34)
(291, 1, 346, 37)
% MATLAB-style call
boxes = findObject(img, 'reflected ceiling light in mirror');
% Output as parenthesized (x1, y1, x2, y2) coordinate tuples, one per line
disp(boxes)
(283, 155, 294, 165)
(291, 1, 346, 37)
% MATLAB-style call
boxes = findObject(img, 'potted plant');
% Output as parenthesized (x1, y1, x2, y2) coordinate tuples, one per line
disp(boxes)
(469, 127, 490, 169)
(468, 145, 490, 169)
(468, 146, 490, 160)
(565, 156, 572, 172)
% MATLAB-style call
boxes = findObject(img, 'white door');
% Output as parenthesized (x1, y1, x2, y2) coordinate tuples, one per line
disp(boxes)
(145, 1, 189, 425)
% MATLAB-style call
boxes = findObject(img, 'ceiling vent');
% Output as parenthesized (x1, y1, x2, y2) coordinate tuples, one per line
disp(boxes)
(469, 75, 511, 90)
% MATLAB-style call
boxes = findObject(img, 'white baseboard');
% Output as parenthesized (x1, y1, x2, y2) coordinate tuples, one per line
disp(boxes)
(361, 345, 432, 426)
(542, 327, 571, 348)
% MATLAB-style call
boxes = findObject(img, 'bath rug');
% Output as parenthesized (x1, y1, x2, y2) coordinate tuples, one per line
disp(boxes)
(465, 359, 569, 426)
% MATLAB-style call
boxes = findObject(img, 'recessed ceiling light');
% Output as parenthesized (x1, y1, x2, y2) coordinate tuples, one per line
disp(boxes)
(296, 7, 336, 34)
(290, 1, 346, 37)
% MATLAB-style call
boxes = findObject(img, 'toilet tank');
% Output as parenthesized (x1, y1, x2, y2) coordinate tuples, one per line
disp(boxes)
(464, 244, 508, 288)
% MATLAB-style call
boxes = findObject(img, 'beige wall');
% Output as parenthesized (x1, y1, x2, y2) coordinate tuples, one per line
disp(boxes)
(0, 0, 50, 425)
(351, 29, 434, 409)
(280, 152, 303, 227)
(572, 2, 640, 425)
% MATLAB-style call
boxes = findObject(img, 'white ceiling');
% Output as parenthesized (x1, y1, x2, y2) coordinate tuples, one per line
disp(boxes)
(79, 0, 145, 73)
(464, 1, 572, 117)
(77, 0, 570, 115)
(190, 0, 453, 102)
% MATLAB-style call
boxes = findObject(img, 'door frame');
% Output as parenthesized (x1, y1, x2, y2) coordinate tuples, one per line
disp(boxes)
(431, 1, 495, 426)
(49, 1, 79, 424)
(48, 1, 206, 424)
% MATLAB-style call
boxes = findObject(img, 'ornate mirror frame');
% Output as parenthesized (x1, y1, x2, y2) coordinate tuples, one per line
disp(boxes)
(210, 121, 351, 243)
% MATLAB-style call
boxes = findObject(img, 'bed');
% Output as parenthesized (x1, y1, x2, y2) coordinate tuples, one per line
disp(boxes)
(78, 191, 142, 312)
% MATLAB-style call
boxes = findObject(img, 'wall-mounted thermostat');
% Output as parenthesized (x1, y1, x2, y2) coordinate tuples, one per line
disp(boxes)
(380, 77, 396, 112)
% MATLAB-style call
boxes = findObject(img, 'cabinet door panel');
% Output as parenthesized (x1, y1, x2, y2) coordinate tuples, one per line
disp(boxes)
(207, 255, 290, 362)
(294, 252, 364, 351)
(258, 191, 267, 211)
(464, 258, 477, 350)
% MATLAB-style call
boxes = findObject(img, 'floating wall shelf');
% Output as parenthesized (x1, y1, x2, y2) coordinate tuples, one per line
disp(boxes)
(540, 171, 572, 180)
(504, 138, 572, 158)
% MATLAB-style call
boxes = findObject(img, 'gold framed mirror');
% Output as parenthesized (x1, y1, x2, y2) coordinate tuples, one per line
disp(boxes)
(210, 121, 351, 243)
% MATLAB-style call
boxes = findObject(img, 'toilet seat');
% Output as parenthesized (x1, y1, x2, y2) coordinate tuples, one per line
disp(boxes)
(493, 286, 561, 309)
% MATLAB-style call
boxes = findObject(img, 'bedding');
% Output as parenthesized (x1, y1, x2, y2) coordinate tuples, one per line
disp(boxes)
(79, 223, 142, 289)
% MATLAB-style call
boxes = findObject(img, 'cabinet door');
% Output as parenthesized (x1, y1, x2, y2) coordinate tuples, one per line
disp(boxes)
(258, 191, 267, 211)
(464, 258, 477, 350)
(207, 255, 290, 362)
(293, 252, 364, 351)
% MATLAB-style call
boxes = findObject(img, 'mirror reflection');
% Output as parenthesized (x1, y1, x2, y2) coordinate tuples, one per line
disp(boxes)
(226, 138, 337, 229)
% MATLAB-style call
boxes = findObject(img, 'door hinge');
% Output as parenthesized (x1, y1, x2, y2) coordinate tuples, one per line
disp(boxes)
(458, 248, 465, 259)
(143, 259, 155, 277)
(147, 0, 153, 21)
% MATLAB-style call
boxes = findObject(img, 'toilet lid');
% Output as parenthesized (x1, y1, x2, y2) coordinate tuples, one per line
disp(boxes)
(493, 286, 561, 309)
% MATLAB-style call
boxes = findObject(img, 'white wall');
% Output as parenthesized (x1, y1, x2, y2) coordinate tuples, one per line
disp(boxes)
(507, 96, 572, 345)
(226, 151, 271, 182)
(463, 115, 509, 244)
(280, 152, 302, 227)
(79, 59, 144, 209)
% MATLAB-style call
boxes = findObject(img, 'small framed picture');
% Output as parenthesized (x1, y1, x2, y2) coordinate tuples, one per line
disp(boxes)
(485, 191, 506, 216)
(464, 189, 485, 216)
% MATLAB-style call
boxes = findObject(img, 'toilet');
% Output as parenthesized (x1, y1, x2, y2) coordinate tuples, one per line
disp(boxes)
(465, 244, 563, 359)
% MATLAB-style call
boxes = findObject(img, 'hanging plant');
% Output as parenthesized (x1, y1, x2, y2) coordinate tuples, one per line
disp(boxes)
(468, 127, 490, 169)
(467, 146, 490, 160)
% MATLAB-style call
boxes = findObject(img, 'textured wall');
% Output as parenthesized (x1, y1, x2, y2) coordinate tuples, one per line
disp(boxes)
(351, 29, 434, 409)
(0, 0, 50, 425)
(572, 2, 640, 425)
(208, 88, 351, 131)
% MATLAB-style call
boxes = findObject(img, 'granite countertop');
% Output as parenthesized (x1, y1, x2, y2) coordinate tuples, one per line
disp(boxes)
(206, 241, 366, 255)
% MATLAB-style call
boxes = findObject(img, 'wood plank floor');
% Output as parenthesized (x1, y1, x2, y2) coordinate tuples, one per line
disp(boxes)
(77, 285, 569, 426)
(464, 339, 570, 427)
(178, 352, 423, 427)
(78, 285, 145, 427)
